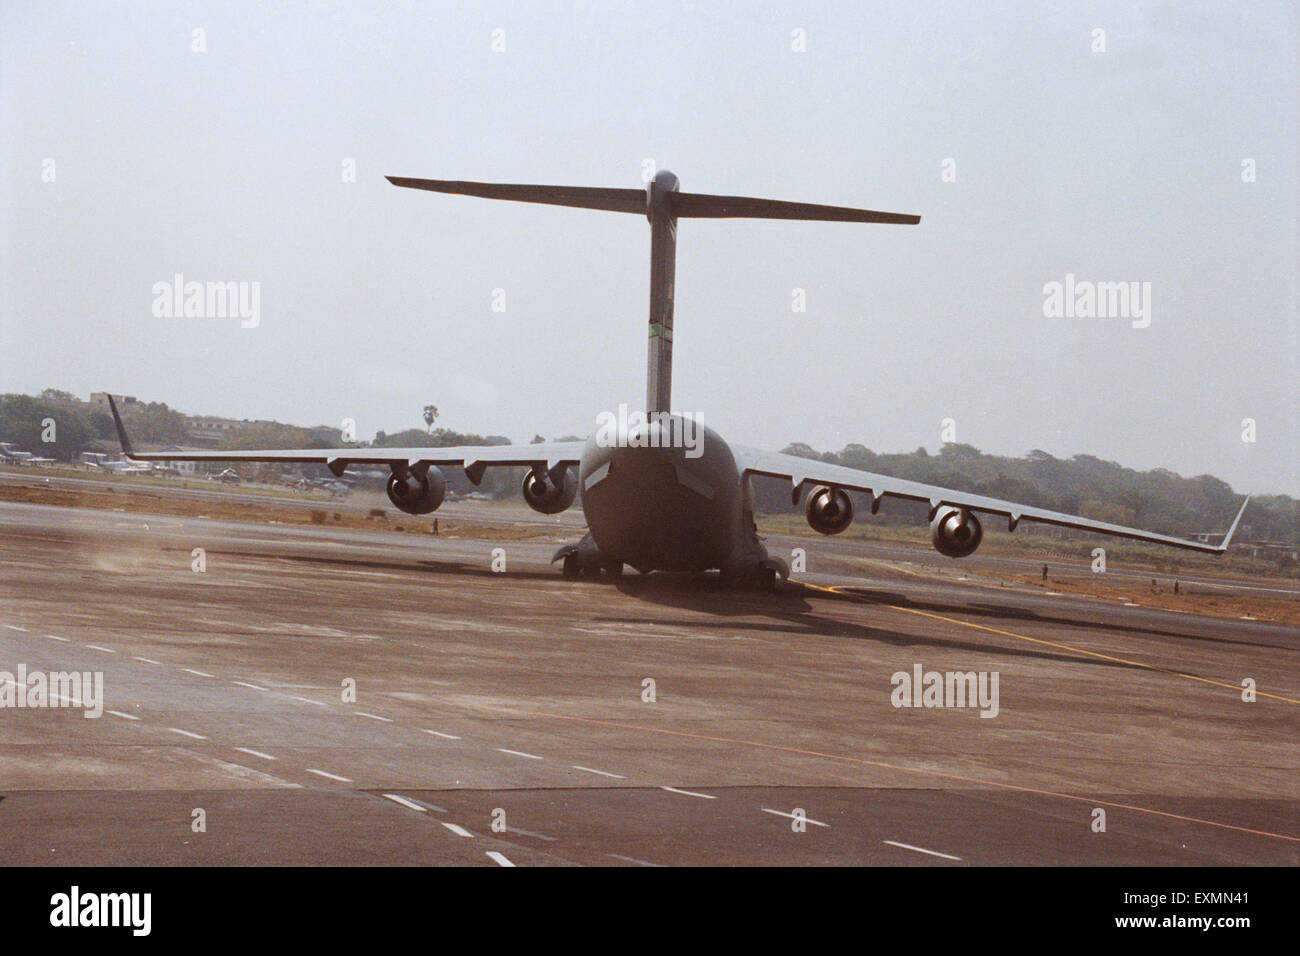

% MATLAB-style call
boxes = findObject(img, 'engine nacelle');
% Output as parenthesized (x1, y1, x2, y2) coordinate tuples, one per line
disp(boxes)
(386, 466, 446, 515)
(805, 485, 854, 535)
(522, 466, 577, 515)
(930, 506, 983, 558)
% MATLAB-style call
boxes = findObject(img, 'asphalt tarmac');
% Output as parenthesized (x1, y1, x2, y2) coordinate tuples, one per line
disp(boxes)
(1, 500, 1295, 866)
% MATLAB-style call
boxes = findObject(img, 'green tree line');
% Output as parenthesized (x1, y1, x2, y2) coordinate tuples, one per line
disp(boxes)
(3, 391, 1291, 544)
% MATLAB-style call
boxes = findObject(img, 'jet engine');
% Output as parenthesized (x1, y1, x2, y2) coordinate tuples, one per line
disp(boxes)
(522, 466, 577, 515)
(930, 506, 983, 558)
(386, 466, 446, 515)
(805, 485, 853, 535)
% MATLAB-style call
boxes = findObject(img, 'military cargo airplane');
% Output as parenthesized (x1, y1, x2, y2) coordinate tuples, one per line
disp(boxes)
(108, 170, 1249, 588)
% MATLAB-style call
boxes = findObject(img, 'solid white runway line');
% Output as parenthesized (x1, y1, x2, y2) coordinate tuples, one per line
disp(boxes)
(486, 851, 515, 867)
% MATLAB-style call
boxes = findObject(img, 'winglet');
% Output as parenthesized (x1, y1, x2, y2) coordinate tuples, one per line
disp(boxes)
(1217, 496, 1250, 552)
(106, 394, 136, 458)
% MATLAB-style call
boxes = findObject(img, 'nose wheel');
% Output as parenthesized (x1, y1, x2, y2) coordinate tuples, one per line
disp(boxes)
(554, 536, 622, 580)
(561, 553, 580, 579)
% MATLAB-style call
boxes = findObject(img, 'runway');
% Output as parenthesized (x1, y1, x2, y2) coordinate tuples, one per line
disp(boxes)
(1, 500, 1295, 866)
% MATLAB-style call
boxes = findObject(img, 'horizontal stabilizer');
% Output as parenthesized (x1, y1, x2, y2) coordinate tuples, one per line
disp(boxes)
(386, 177, 645, 214)
(672, 191, 918, 224)
(386, 175, 919, 224)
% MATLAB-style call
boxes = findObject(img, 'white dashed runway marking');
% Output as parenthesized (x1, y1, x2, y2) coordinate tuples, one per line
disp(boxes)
(883, 840, 962, 861)
(382, 793, 427, 812)
(762, 808, 830, 828)
(661, 786, 715, 800)
(167, 728, 207, 740)
(572, 765, 625, 779)
(233, 747, 277, 761)
(306, 769, 352, 783)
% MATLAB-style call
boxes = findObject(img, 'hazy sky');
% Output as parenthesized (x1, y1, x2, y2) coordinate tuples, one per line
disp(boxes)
(3, 0, 1296, 495)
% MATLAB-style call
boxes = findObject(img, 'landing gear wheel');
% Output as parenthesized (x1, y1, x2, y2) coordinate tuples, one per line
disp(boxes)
(604, 561, 624, 578)
(561, 553, 580, 579)
(759, 567, 777, 593)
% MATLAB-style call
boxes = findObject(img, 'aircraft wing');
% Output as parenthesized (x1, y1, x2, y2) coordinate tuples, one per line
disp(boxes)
(732, 446, 1249, 555)
(107, 396, 583, 484)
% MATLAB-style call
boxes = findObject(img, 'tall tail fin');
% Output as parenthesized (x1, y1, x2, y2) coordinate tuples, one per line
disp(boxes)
(387, 171, 919, 412)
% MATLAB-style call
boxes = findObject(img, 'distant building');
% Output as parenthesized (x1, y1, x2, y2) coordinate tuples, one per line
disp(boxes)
(186, 416, 243, 447)
(154, 444, 204, 475)
(1235, 540, 1299, 562)
(39, 392, 85, 411)
(90, 392, 137, 409)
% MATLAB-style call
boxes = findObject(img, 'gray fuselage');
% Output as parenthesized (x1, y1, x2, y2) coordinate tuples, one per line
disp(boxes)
(577, 420, 760, 575)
